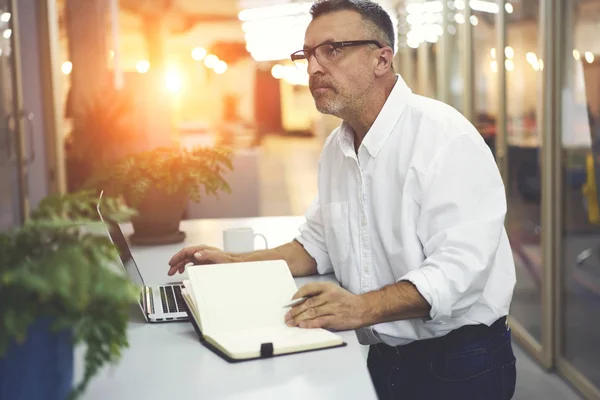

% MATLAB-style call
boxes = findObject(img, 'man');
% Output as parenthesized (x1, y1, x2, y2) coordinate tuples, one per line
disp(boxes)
(168, 1, 517, 399)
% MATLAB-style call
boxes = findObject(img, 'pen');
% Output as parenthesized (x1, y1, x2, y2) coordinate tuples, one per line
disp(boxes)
(283, 297, 308, 308)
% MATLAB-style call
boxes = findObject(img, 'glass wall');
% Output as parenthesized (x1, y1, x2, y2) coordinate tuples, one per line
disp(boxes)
(398, 0, 463, 106)
(503, 0, 544, 344)
(400, 0, 441, 98)
(471, 4, 497, 154)
(447, 1, 463, 113)
(560, 0, 600, 396)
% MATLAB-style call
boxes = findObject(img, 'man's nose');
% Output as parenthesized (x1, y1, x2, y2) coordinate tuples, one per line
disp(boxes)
(307, 53, 324, 76)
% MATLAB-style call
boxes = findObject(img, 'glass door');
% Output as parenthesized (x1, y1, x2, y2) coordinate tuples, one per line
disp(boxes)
(471, 2, 497, 155)
(558, 0, 600, 398)
(0, 0, 26, 232)
(502, 0, 548, 362)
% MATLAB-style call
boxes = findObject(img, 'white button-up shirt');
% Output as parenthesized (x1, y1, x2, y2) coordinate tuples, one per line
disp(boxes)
(296, 75, 516, 346)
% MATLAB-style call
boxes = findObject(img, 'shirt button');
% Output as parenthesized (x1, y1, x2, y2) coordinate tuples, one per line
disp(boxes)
(361, 217, 366, 225)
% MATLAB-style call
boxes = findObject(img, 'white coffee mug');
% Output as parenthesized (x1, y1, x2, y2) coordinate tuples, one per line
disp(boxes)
(223, 227, 268, 254)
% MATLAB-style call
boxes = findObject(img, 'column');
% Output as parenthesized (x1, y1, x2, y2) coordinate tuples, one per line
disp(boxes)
(65, 0, 109, 107)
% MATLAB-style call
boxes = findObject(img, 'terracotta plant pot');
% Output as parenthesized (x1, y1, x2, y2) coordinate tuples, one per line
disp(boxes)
(128, 187, 188, 245)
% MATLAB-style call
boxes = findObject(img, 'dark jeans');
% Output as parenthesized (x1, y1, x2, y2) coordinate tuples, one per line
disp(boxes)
(367, 325, 517, 400)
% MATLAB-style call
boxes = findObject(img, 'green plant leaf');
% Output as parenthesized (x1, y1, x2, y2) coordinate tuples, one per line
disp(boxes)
(83, 146, 233, 207)
(0, 191, 138, 399)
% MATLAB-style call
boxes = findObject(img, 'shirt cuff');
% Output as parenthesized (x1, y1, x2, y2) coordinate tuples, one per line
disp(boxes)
(398, 266, 452, 324)
(295, 235, 333, 275)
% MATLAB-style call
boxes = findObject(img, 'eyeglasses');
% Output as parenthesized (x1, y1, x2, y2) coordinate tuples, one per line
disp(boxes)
(290, 40, 383, 69)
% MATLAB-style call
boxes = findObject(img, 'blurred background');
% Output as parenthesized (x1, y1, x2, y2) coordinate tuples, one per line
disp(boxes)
(1, 0, 600, 399)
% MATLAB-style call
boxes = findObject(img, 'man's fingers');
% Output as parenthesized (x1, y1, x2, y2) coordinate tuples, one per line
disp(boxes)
(168, 250, 187, 267)
(285, 295, 327, 321)
(168, 248, 197, 269)
(169, 245, 215, 266)
(299, 316, 333, 329)
(168, 245, 224, 276)
(286, 304, 333, 326)
(168, 262, 185, 276)
(285, 283, 337, 322)
(293, 282, 330, 300)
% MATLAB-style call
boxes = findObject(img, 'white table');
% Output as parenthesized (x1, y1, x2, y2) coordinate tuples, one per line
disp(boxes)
(74, 217, 377, 400)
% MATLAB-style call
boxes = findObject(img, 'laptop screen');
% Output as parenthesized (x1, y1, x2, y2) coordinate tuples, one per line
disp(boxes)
(96, 194, 145, 289)
(105, 221, 145, 288)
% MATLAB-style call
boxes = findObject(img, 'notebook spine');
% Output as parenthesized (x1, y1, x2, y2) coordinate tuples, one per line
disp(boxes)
(181, 299, 204, 342)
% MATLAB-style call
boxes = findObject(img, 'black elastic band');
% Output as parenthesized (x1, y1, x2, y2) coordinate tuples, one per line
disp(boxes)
(260, 342, 274, 358)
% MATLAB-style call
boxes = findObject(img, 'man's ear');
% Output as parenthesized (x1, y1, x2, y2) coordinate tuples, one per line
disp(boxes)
(374, 47, 394, 77)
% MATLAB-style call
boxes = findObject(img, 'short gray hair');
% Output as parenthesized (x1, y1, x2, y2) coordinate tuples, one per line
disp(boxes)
(310, 0, 395, 50)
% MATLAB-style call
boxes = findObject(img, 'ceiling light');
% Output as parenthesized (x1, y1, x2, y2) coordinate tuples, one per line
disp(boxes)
(214, 60, 228, 75)
(271, 64, 284, 79)
(204, 55, 219, 69)
(165, 68, 183, 92)
(61, 61, 72, 75)
(192, 47, 207, 61)
(136, 60, 150, 73)
(470, 0, 499, 14)
(238, 3, 312, 22)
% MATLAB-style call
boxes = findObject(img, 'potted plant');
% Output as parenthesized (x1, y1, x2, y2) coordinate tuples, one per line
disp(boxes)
(0, 190, 138, 400)
(85, 146, 233, 245)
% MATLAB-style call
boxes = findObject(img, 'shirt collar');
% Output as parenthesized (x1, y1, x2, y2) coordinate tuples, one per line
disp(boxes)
(338, 74, 412, 158)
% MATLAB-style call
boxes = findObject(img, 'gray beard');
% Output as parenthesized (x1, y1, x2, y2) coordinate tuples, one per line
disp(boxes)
(315, 97, 345, 117)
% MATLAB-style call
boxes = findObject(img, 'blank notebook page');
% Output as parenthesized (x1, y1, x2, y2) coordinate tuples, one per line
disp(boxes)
(188, 260, 299, 336)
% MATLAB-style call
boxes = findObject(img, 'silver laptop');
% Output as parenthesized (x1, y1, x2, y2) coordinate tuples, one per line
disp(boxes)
(97, 192, 188, 323)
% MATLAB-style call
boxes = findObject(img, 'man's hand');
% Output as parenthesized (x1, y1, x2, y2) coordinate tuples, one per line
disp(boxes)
(167, 245, 235, 276)
(284, 282, 368, 330)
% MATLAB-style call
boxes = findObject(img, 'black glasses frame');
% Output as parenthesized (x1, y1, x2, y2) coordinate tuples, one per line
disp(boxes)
(290, 40, 383, 63)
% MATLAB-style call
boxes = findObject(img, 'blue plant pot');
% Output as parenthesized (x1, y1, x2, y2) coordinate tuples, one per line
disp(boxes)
(0, 317, 73, 400)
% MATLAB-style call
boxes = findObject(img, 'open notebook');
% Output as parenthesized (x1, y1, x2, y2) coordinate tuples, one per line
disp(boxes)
(181, 259, 346, 362)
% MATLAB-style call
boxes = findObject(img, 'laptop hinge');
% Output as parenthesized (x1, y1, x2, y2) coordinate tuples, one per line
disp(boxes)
(145, 287, 154, 314)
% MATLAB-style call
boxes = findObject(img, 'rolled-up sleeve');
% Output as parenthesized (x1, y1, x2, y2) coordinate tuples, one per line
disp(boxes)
(295, 195, 333, 275)
(399, 133, 507, 324)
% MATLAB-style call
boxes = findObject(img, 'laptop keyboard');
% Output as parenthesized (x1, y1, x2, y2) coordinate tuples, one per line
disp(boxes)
(159, 285, 185, 314)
